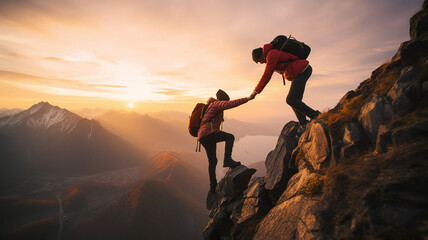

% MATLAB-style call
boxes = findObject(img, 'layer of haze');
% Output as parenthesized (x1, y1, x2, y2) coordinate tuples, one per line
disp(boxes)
(0, 0, 423, 123)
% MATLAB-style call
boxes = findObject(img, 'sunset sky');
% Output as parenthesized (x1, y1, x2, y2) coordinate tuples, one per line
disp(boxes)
(0, 0, 424, 123)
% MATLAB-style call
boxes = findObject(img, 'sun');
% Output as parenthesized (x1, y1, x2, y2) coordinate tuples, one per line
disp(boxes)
(128, 102, 135, 109)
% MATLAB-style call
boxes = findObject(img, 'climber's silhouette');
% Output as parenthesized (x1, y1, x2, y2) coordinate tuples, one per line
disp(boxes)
(198, 89, 251, 193)
(249, 38, 320, 128)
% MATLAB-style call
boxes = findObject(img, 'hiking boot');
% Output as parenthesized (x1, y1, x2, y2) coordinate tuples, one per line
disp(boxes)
(223, 158, 241, 168)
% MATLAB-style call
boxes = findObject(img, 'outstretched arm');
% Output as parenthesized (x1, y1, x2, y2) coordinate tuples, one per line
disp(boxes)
(253, 51, 280, 94)
(214, 97, 249, 111)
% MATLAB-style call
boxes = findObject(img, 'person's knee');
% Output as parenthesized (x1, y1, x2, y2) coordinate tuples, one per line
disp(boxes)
(286, 95, 296, 106)
(228, 133, 235, 142)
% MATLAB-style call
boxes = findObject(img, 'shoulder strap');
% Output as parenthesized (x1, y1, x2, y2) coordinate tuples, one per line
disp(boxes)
(279, 34, 292, 51)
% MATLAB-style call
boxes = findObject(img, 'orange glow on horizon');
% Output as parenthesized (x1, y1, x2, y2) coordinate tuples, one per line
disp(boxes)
(0, 0, 421, 122)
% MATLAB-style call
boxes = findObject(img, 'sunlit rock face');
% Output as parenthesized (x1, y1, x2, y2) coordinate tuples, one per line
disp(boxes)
(202, 2, 428, 239)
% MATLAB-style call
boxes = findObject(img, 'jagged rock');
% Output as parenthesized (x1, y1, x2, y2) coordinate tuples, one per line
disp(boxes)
(399, 40, 428, 66)
(391, 120, 428, 145)
(340, 123, 370, 159)
(387, 67, 422, 116)
(376, 124, 392, 153)
(358, 94, 394, 142)
(294, 120, 333, 171)
(230, 177, 271, 240)
(264, 121, 299, 200)
(206, 191, 219, 211)
(337, 90, 358, 107)
(203, 3, 428, 239)
(204, 165, 257, 239)
(277, 168, 315, 204)
(253, 195, 321, 240)
(216, 165, 256, 204)
(410, 0, 428, 40)
(236, 177, 270, 223)
(203, 208, 233, 240)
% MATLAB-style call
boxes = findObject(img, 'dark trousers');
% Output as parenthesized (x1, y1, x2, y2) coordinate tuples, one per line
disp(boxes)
(199, 131, 235, 190)
(286, 65, 318, 124)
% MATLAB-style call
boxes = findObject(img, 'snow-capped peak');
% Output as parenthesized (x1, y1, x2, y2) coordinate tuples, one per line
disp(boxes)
(0, 101, 82, 132)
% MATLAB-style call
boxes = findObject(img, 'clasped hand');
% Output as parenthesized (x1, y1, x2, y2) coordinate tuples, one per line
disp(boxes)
(248, 91, 257, 100)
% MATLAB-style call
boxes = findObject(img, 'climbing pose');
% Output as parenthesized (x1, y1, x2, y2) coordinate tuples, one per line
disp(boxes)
(249, 40, 320, 126)
(198, 89, 250, 193)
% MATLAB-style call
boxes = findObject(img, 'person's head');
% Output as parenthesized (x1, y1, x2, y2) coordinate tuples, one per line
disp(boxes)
(252, 47, 265, 63)
(216, 89, 230, 101)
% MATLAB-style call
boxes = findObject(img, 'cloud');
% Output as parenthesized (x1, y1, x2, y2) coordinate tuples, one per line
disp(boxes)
(153, 88, 188, 96)
(0, 0, 90, 33)
(0, 70, 126, 93)
(0, 0, 424, 121)
(0, 47, 25, 58)
(43, 56, 68, 62)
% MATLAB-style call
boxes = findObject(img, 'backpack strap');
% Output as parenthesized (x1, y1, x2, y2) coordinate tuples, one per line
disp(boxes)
(280, 34, 292, 51)
(278, 58, 297, 85)
(195, 139, 202, 152)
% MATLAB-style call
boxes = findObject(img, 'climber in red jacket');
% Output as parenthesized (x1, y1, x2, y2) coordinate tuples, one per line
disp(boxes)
(198, 89, 250, 193)
(249, 43, 320, 126)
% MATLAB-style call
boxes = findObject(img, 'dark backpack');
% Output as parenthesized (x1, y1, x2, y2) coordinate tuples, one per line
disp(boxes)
(188, 103, 211, 137)
(270, 35, 311, 59)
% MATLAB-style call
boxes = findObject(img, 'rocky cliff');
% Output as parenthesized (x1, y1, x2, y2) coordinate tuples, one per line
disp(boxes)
(203, 2, 428, 239)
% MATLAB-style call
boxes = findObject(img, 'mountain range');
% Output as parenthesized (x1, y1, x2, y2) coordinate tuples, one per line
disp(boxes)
(1, 152, 209, 240)
(95, 109, 281, 153)
(0, 103, 211, 239)
(0, 102, 148, 195)
(64, 179, 208, 240)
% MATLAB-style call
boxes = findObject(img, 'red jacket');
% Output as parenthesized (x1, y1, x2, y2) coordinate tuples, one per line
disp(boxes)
(198, 97, 248, 139)
(254, 44, 309, 94)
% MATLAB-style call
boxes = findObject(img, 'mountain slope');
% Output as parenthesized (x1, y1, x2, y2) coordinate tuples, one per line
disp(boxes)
(96, 109, 282, 153)
(64, 179, 208, 240)
(0, 134, 29, 196)
(97, 109, 194, 152)
(142, 152, 209, 203)
(203, 2, 428, 239)
(0, 102, 147, 176)
(0, 108, 23, 118)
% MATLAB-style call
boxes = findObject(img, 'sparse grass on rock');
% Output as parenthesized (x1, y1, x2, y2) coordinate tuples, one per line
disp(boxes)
(319, 60, 402, 140)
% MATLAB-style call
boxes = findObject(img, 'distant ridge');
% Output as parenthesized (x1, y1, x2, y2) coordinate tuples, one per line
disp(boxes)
(0, 102, 148, 181)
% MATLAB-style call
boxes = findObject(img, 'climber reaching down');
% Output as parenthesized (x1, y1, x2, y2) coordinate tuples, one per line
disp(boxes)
(249, 38, 320, 127)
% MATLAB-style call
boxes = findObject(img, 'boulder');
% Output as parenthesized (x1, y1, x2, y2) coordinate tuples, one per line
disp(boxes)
(358, 94, 394, 142)
(230, 177, 271, 240)
(204, 165, 257, 239)
(294, 120, 333, 171)
(216, 165, 256, 205)
(387, 67, 422, 116)
(375, 124, 392, 153)
(203, 208, 232, 240)
(264, 121, 299, 199)
(253, 195, 321, 240)
(277, 168, 319, 204)
(391, 120, 428, 146)
(206, 191, 219, 211)
(410, 1, 428, 40)
(340, 123, 370, 159)
(400, 40, 428, 66)
(337, 90, 358, 107)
